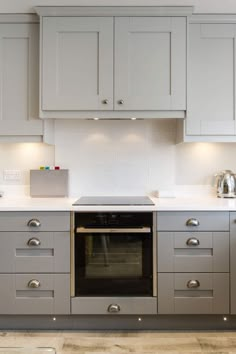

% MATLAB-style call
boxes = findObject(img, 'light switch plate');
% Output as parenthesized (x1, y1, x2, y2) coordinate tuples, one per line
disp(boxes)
(3, 169, 21, 181)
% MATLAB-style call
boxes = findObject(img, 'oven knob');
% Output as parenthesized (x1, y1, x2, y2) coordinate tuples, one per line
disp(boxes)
(107, 304, 120, 313)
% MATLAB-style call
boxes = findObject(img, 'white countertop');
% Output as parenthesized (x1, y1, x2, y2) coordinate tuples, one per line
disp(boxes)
(0, 196, 236, 211)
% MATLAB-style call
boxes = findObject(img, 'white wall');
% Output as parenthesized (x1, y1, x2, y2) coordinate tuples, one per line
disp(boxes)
(0, 122, 236, 197)
(0, 143, 54, 195)
(54, 120, 236, 197)
(0, 0, 236, 14)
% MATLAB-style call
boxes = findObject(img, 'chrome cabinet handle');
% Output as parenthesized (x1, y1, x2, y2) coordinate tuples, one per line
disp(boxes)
(102, 99, 108, 104)
(27, 238, 41, 247)
(107, 304, 120, 313)
(118, 100, 124, 105)
(28, 279, 40, 288)
(187, 280, 200, 289)
(27, 219, 41, 228)
(186, 237, 200, 246)
(186, 218, 200, 227)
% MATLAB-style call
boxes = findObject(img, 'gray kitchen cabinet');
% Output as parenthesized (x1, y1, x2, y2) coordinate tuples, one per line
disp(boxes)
(177, 15, 236, 142)
(41, 17, 113, 111)
(36, 6, 192, 119)
(158, 231, 229, 273)
(0, 15, 53, 143)
(0, 211, 71, 315)
(114, 17, 186, 111)
(0, 231, 70, 273)
(0, 274, 70, 315)
(230, 212, 236, 314)
(71, 297, 157, 315)
(158, 273, 229, 314)
(157, 211, 230, 314)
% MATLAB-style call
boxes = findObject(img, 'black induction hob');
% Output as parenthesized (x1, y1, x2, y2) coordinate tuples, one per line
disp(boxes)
(73, 196, 154, 206)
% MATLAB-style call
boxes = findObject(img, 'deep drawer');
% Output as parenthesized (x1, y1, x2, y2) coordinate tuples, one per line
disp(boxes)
(0, 212, 70, 231)
(158, 273, 229, 314)
(0, 273, 70, 315)
(157, 211, 229, 231)
(0, 231, 70, 273)
(71, 297, 157, 315)
(158, 231, 229, 272)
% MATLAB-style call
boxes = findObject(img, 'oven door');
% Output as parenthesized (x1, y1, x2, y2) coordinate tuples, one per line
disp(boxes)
(74, 227, 153, 296)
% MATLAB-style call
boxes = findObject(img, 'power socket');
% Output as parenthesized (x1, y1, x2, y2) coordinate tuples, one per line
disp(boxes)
(3, 169, 21, 181)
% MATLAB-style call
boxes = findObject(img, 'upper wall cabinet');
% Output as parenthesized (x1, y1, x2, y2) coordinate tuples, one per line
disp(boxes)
(0, 15, 53, 143)
(177, 15, 236, 143)
(35, 7, 193, 119)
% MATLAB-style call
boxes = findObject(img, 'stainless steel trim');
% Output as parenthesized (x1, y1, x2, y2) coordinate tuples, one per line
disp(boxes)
(28, 279, 40, 288)
(186, 218, 200, 227)
(76, 227, 151, 233)
(70, 211, 75, 297)
(27, 219, 41, 228)
(152, 212, 157, 297)
(187, 279, 200, 289)
(107, 304, 120, 313)
(27, 237, 41, 247)
(186, 237, 200, 246)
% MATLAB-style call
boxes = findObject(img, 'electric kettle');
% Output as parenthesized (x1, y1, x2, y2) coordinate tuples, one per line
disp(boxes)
(215, 170, 236, 198)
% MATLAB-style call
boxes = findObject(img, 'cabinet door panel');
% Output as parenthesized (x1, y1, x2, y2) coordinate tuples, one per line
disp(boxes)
(158, 231, 229, 273)
(42, 17, 113, 110)
(0, 274, 70, 314)
(158, 273, 229, 314)
(187, 23, 235, 136)
(115, 17, 186, 110)
(0, 24, 42, 135)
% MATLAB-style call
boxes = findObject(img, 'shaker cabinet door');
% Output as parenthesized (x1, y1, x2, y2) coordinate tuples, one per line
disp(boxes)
(114, 17, 186, 110)
(0, 23, 43, 135)
(42, 17, 113, 111)
(187, 23, 236, 136)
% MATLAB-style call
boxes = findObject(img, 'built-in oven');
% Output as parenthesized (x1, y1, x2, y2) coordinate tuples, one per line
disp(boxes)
(71, 212, 156, 297)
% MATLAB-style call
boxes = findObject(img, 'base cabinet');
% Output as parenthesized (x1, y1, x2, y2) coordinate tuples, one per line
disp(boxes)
(71, 297, 157, 315)
(157, 211, 230, 315)
(158, 273, 229, 314)
(0, 274, 70, 315)
(0, 211, 71, 315)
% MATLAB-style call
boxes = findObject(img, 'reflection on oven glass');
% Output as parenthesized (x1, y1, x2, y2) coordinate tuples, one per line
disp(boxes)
(85, 235, 142, 278)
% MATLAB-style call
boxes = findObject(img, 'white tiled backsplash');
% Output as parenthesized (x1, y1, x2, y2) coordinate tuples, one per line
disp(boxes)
(1, 120, 236, 197)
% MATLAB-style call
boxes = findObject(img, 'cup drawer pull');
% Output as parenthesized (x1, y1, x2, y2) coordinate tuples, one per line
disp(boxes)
(107, 304, 120, 313)
(27, 219, 41, 228)
(27, 238, 41, 247)
(186, 218, 200, 227)
(186, 237, 200, 246)
(187, 280, 200, 289)
(28, 279, 40, 288)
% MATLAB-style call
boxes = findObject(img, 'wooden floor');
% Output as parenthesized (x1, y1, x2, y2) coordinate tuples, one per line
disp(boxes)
(1, 331, 236, 353)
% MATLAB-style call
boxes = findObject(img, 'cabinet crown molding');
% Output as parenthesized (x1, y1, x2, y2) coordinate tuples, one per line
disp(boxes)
(35, 6, 194, 17)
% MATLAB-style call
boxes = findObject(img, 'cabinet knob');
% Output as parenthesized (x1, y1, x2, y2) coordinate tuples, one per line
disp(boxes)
(186, 237, 200, 246)
(118, 100, 124, 105)
(187, 280, 200, 289)
(27, 237, 41, 247)
(107, 304, 120, 313)
(28, 279, 40, 289)
(27, 219, 41, 228)
(186, 218, 200, 227)
(102, 99, 109, 104)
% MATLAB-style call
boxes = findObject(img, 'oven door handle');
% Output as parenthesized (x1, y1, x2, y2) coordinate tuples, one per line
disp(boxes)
(76, 227, 151, 233)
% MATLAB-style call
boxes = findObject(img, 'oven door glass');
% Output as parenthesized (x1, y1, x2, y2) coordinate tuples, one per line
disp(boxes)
(75, 231, 152, 296)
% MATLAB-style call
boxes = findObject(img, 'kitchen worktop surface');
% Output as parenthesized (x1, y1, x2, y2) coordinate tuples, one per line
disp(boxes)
(0, 195, 236, 211)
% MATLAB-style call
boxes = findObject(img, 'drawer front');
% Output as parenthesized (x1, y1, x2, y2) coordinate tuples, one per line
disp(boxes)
(0, 212, 70, 231)
(0, 274, 70, 315)
(158, 231, 229, 272)
(0, 232, 70, 273)
(158, 273, 229, 314)
(157, 212, 229, 231)
(71, 297, 157, 315)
